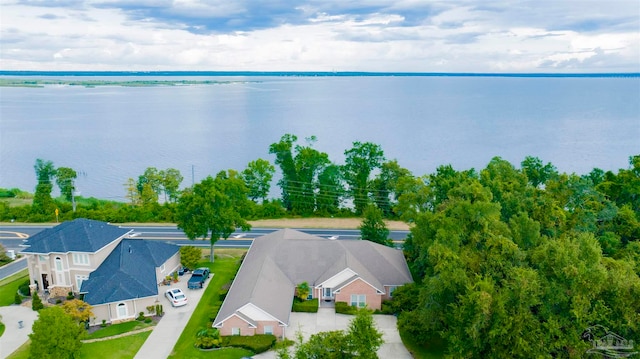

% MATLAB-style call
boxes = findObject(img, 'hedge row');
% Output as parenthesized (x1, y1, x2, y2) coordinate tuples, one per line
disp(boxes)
(292, 298, 318, 313)
(334, 301, 358, 315)
(222, 334, 276, 353)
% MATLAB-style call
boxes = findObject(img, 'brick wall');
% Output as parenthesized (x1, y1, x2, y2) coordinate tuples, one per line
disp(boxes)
(334, 278, 382, 310)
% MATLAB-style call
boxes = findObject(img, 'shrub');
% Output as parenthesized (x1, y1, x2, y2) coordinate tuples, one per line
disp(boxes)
(14, 292, 22, 305)
(32, 291, 44, 311)
(144, 317, 152, 324)
(146, 305, 156, 315)
(195, 336, 220, 349)
(67, 292, 75, 300)
(155, 304, 164, 316)
(334, 301, 357, 315)
(18, 280, 31, 296)
(222, 334, 276, 353)
(137, 311, 145, 321)
(292, 298, 318, 313)
(100, 319, 107, 328)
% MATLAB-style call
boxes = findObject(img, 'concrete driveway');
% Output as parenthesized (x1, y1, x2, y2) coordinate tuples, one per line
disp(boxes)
(254, 308, 412, 358)
(133, 272, 212, 359)
(0, 304, 39, 359)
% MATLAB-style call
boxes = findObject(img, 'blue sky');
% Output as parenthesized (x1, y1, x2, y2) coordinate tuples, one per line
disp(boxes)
(1, 0, 639, 72)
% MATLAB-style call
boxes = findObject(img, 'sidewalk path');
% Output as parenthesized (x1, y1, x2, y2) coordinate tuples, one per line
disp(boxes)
(134, 274, 213, 359)
(82, 326, 154, 343)
(0, 304, 38, 359)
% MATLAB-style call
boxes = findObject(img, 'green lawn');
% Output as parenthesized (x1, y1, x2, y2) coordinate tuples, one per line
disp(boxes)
(168, 252, 252, 359)
(78, 331, 152, 359)
(6, 341, 29, 359)
(0, 269, 28, 306)
(86, 320, 155, 340)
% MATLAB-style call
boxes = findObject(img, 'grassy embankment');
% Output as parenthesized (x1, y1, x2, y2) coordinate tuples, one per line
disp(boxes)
(0, 269, 28, 306)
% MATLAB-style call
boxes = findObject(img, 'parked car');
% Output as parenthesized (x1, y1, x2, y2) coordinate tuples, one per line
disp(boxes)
(187, 267, 210, 289)
(165, 288, 188, 307)
(178, 266, 190, 276)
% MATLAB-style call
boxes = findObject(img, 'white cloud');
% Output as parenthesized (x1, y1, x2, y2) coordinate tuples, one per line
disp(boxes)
(0, 1, 638, 72)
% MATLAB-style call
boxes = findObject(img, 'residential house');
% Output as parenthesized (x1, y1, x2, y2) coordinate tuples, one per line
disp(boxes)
(212, 228, 413, 338)
(22, 218, 181, 325)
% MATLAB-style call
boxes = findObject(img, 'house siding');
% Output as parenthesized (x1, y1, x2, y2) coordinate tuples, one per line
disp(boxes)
(218, 315, 257, 336)
(155, 252, 181, 284)
(335, 278, 382, 310)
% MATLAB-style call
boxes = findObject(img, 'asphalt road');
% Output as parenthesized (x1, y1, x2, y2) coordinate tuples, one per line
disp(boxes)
(0, 224, 409, 252)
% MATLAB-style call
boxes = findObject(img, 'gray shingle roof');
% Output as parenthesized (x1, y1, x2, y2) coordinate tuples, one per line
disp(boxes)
(213, 228, 412, 328)
(22, 218, 131, 254)
(80, 239, 179, 305)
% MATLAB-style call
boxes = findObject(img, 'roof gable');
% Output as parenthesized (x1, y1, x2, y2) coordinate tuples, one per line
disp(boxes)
(22, 219, 130, 254)
(81, 239, 179, 305)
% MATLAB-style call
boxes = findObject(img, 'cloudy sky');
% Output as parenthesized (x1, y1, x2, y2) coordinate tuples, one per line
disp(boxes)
(1, 0, 639, 72)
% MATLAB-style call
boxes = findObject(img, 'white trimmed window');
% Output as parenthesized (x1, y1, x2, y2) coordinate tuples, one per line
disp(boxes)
(350, 294, 366, 308)
(231, 327, 240, 336)
(264, 326, 273, 335)
(389, 286, 398, 297)
(117, 303, 127, 318)
(72, 253, 89, 266)
(55, 257, 63, 271)
(323, 287, 332, 298)
(160, 264, 166, 273)
(75, 275, 89, 291)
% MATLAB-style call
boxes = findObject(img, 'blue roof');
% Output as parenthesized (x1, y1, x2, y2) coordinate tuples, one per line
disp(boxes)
(22, 219, 130, 254)
(80, 239, 179, 305)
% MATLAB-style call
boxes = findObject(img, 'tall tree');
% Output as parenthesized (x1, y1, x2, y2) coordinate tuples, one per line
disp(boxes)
(55, 167, 77, 202)
(32, 159, 56, 216)
(371, 160, 412, 217)
(160, 168, 183, 203)
(359, 204, 392, 247)
(242, 158, 275, 203)
(316, 164, 344, 215)
(269, 134, 332, 215)
(137, 167, 162, 203)
(342, 142, 385, 214)
(176, 170, 251, 262)
(269, 134, 299, 211)
(521, 156, 558, 188)
(29, 306, 84, 359)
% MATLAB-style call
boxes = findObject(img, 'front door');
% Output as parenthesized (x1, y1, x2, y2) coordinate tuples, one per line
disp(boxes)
(323, 287, 333, 300)
(41, 274, 49, 289)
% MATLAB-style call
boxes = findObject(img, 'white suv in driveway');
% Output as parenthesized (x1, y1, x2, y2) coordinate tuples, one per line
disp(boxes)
(165, 288, 188, 307)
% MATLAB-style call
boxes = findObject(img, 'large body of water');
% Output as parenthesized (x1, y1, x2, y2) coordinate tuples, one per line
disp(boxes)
(1, 74, 638, 201)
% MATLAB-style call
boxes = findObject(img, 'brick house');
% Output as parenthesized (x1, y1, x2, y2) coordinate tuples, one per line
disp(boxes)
(212, 229, 412, 338)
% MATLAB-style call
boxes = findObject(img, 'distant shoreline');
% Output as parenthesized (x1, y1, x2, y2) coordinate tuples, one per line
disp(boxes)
(1, 70, 639, 78)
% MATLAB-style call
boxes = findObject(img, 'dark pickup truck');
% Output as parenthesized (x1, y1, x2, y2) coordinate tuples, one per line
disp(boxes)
(187, 267, 210, 289)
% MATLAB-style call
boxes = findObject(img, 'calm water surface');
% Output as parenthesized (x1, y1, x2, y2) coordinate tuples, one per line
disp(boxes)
(1, 76, 638, 200)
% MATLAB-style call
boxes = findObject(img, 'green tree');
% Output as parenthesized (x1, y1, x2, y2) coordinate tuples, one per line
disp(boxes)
(347, 308, 384, 359)
(342, 142, 385, 214)
(124, 178, 141, 206)
(269, 134, 332, 215)
(180, 246, 202, 270)
(55, 167, 77, 202)
(370, 160, 412, 217)
(31, 290, 44, 311)
(32, 159, 56, 216)
(160, 168, 183, 203)
(176, 170, 251, 262)
(521, 156, 558, 188)
(137, 167, 162, 204)
(242, 158, 275, 203)
(29, 306, 84, 359)
(359, 204, 391, 246)
(316, 164, 344, 215)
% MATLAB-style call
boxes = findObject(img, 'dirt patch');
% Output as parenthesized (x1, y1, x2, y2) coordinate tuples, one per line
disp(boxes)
(248, 217, 410, 230)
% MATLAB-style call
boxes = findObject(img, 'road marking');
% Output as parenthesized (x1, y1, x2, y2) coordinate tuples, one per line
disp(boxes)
(0, 231, 29, 239)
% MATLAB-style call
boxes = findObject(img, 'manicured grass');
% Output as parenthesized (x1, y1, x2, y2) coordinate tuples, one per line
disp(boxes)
(0, 321, 5, 337)
(86, 320, 155, 340)
(0, 269, 29, 306)
(78, 331, 152, 359)
(6, 340, 29, 359)
(168, 251, 249, 359)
